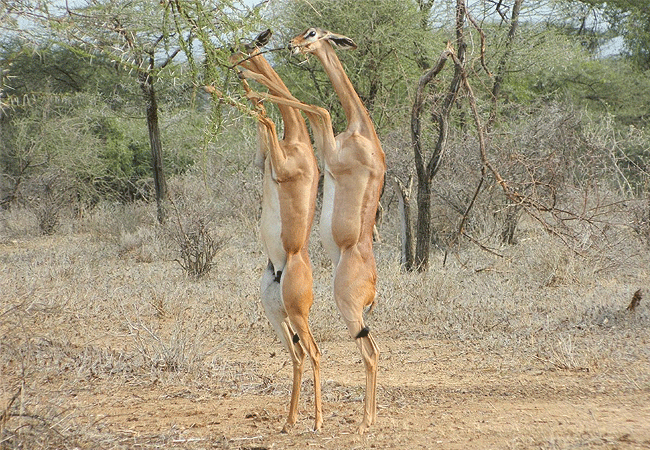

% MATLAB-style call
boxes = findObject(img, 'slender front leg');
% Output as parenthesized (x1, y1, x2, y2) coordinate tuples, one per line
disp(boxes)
(237, 85, 339, 164)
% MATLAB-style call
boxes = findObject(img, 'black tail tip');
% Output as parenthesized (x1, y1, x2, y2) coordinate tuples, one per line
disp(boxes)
(355, 327, 370, 339)
(292, 333, 300, 344)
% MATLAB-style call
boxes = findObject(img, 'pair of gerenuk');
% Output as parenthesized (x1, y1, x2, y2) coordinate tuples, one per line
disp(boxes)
(229, 28, 386, 434)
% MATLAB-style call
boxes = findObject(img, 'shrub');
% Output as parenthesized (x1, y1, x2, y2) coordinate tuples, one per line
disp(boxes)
(174, 217, 223, 278)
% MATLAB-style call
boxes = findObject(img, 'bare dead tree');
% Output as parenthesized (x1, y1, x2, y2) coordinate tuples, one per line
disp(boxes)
(408, 0, 466, 272)
(448, 46, 620, 254)
(404, 0, 534, 270)
(407, 0, 619, 266)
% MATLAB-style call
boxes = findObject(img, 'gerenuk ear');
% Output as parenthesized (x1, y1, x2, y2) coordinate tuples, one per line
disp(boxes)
(253, 29, 272, 48)
(325, 32, 357, 50)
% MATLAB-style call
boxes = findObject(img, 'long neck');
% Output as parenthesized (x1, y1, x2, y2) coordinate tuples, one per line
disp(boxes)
(276, 94, 309, 142)
(250, 54, 309, 143)
(314, 43, 370, 130)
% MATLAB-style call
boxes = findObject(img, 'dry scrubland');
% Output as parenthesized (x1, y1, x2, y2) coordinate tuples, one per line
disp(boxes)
(1, 160, 650, 448)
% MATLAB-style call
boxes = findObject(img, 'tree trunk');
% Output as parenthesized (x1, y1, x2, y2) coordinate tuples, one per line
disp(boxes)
(139, 63, 167, 224)
(410, 0, 466, 272)
(393, 176, 414, 270)
(410, 49, 449, 272)
(414, 176, 432, 270)
(500, 204, 521, 245)
(113, 19, 169, 224)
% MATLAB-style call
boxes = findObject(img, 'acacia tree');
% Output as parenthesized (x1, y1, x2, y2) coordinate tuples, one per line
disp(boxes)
(577, 0, 650, 70)
(56, 1, 184, 223)
(2, 0, 261, 222)
(1, 0, 182, 221)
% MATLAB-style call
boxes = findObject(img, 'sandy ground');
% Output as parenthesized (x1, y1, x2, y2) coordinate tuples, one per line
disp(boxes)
(14, 335, 646, 450)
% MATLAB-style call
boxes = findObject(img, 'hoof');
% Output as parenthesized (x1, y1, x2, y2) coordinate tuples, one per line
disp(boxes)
(356, 422, 370, 435)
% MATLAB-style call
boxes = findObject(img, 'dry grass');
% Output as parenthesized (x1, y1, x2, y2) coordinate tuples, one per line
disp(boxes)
(1, 174, 649, 448)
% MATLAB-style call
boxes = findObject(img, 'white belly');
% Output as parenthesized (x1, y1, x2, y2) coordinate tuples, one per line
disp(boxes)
(320, 169, 340, 265)
(260, 166, 286, 271)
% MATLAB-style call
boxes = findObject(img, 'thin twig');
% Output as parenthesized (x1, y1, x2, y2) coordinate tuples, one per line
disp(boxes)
(0, 388, 21, 425)
(465, 9, 492, 77)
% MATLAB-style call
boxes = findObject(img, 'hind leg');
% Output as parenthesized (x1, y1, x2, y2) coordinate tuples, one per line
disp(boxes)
(282, 252, 323, 431)
(260, 261, 307, 431)
(355, 331, 379, 432)
(333, 249, 379, 434)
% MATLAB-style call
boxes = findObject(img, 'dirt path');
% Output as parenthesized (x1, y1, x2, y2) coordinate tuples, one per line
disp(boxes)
(54, 338, 650, 449)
